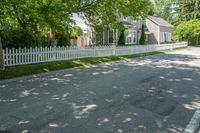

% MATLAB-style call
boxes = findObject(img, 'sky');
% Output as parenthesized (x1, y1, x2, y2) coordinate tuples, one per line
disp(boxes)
(72, 14, 88, 30)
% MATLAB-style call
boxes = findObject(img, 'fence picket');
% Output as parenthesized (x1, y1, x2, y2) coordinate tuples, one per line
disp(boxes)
(9, 49, 12, 65)
(5, 48, 8, 66)
(2, 42, 188, 66)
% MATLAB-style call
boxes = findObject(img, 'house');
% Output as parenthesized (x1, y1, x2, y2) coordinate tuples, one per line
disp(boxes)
(146, 16, 173, 44)
(88, 16, 173, 45)
(88, 16, 141, 45)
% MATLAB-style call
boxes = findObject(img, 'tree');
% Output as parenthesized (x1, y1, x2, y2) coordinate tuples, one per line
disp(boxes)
(0, 0, 151, 48)
(86, 0, 151, 31)
(153, 0, 173, 21)
(173, 20, 200, 45)
(172, 0, 200, 25)
(0, 0, 96, 48)
(70, 26, 84, 37)
(139, 24, 146, 45)
(171, 0, 200, 45)
(118, 29, 125, 46)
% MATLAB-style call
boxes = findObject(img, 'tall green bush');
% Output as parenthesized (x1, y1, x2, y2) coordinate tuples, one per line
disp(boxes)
(0, 29, 46, 48)
(118, 30, 125, 46)
(56, 32, 71, 47)
(139, 24, 146, 45)
(173, 20, 200, 45)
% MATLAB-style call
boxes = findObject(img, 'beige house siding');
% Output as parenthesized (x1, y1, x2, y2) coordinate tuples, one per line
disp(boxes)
(146, 19, 159, 44)
(89, 16, 173, 45)
(148, 33, 158, 44)
(160, 26, 173, 32)
(160, 26, 173, 43)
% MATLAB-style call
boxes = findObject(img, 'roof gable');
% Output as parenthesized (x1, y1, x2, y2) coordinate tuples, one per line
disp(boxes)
(147, 16, 174, 28)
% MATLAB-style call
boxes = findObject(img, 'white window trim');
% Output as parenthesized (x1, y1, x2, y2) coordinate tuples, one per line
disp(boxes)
(160, 32, 172, 43)
(125, 29, 137, 45)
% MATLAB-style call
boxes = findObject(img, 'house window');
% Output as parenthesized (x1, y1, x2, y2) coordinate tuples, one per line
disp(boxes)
(169, 32, 172, 41)
(125, 30, 137, 44)
(165, 32, 167, 42)
(161, 32, 165, 43)
(160, 32, 172, 43)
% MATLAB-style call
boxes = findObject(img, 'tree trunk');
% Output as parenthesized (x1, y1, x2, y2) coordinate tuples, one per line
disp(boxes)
(0, 37, 5, 70)
(49, 27, 57, 47)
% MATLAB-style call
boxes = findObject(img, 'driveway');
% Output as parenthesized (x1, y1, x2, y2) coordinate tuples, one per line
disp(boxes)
(0, 47, 200, 133)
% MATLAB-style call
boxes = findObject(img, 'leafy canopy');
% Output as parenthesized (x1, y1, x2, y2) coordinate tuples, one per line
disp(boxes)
(0, 0, 151, 48)
(174, 20, 200, 45)
(86, 0, 151, 30)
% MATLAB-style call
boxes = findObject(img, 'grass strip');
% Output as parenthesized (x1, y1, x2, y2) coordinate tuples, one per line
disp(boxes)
(0, 47, 188, 80)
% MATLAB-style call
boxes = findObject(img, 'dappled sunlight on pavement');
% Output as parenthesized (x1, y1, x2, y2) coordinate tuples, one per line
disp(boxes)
(0, 47, 200, 132)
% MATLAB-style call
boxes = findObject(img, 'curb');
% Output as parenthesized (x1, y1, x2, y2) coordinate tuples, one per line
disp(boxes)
(184, 110, 200, 133)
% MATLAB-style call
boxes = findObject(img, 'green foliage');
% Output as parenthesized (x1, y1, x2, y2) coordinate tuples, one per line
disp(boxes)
(139, 24, 146, 45)
(0, 0, 151, 48)
(171, 0, 200, 25)
(168, 0, 200, 45)
(148, 3, 155, 16)
(0, 29, 46, 48)
(0, 0, 94, 48)
(56, 32, 71, 47)
(176, 0, 200, 22)
(153, 0, 172, 21)
(118, 30, 125, 46)
(70, 26, 84, 37)
(173, 20, 200, 45)
(86, 0, 151, 30)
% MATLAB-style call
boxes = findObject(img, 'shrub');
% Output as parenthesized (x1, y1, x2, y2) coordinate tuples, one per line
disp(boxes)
(118, 30, 125, 46)
(139, 24, 146, 45)
(56, 32, 71, 47)
(0, 29, 46, 48)
(173, 20, 200, 45)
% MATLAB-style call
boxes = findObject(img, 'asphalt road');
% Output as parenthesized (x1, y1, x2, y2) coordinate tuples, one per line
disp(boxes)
(0, 47, 200, 133)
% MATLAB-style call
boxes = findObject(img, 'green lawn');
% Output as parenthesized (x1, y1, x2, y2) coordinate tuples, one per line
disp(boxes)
(0, 47, 188, 80)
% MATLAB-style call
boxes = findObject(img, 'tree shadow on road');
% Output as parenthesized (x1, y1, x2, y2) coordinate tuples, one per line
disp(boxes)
(0, 49, 200, 133)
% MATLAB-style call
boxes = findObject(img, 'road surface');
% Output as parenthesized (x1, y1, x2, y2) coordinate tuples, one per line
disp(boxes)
(0, 47, 200, 133)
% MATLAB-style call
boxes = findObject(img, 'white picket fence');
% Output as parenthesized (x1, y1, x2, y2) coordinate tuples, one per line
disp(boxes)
(3, 42, 188, 67)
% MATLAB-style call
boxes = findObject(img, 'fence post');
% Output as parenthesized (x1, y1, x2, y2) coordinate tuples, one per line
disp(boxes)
(0, 38, 5, 70)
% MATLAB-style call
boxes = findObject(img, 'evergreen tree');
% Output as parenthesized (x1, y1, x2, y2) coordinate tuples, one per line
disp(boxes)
(154, 0, 172, 21)
(173, 0, 200, 25)
(118, 30, 125, 46)
(139, 24, 146, 45)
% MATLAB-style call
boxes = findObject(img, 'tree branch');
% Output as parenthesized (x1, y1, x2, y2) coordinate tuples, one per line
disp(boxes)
(66, 0, 96, 15)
